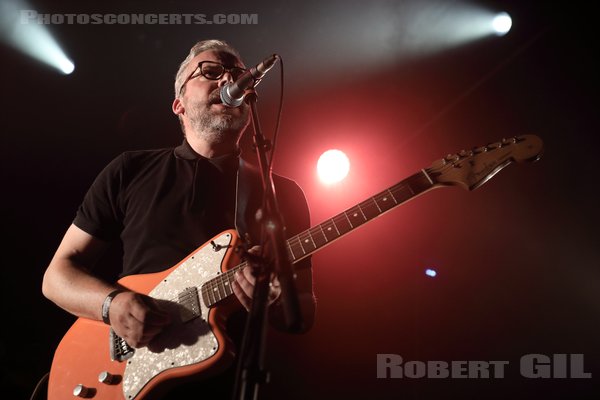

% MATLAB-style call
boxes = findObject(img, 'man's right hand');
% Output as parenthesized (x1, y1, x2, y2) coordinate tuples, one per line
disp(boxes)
(108, 291, 172, 348)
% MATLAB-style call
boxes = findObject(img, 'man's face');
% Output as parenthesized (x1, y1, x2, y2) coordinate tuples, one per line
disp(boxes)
(176, 49, 250, 144)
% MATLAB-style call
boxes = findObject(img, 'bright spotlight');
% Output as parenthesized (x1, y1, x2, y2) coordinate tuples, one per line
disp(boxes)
(492, 12, 512, 36)
(317, 149, 350, 185)
(0, 0, 75, 74)
(58, 58, 75, 75)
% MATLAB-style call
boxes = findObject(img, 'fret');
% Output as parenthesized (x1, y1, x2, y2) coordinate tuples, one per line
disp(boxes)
(310, 227, 327, 248)
(295, 235, 307, 255)
(320, 219, 340, 241)
(206, 281, 216, 306)
(307, 231, 317, 249)
(225, 269, 238, 299)
(286, 240, 297, 262)
(222, 274, 233, 296)
(333, 214, 352, 235)
(345, 206, 368, 229)
(317, 225, 328, 243)
(374, 192, 396, 213)
(201, 286, 210, 307)
(331, 219, 341, 235)
(211, 282, 221, 302)
(372, 196, 382, 213)
(357, 204, 367, 220)
(389, 183, 413, 203)
(386, 188, 398, 204)
(231, 266, 242, 285)
(210, 279, 220, 302)
(359, 198, 380, 220)
(421, 168, 434, 185)
(298, 231, 317, 253)
(287, 236, 305, 262)
(216, 276, 226, 299)
(343, 211, 354, 228)
(409, 171, 436, 194)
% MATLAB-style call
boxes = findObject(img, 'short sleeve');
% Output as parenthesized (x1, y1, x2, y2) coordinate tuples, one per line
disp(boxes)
(73, 154, 125, 241)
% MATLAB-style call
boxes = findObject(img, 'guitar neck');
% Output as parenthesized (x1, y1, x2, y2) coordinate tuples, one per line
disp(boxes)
(202, 170, 436, 308)
(286, 169, 436, 263)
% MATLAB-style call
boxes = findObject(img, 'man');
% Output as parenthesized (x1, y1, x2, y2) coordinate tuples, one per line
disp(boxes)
(42, 39, 315, 398)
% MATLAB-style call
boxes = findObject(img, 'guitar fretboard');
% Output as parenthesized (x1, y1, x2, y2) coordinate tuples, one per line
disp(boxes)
(286, 170, 434, 263)
(201, 170, 435, 307)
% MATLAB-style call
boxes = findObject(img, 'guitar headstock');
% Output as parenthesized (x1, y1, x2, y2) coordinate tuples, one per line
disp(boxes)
(426, 135, 543, 191)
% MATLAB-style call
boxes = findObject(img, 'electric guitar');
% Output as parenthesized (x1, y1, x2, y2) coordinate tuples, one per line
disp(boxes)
(48, 135, 543, 399)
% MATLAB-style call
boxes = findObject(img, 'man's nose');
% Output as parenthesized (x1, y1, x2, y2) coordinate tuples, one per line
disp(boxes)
(217, 71, 234, 87)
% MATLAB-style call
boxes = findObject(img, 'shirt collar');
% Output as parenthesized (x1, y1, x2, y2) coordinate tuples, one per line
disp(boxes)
(174, 139, 202, 160)
(174, 139, 240, 173)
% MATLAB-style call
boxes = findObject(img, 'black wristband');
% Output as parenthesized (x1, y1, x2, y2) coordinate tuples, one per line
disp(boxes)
(101, 289, 125, 325)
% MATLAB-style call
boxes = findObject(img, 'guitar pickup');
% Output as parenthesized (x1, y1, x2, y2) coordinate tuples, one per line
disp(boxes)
(178, 287, 202, 323)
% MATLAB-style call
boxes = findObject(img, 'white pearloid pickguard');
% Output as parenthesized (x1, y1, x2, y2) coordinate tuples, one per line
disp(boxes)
(122, 232, 232, 399)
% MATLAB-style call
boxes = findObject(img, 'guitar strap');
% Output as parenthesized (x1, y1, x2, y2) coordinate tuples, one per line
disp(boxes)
(234, 158, 264, 247)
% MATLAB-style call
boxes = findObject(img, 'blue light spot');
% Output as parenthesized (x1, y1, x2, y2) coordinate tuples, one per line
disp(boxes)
(425, 269, 437, 278)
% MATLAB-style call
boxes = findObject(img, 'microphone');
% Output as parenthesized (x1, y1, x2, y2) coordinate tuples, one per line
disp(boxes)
(220, 54, 279, 107)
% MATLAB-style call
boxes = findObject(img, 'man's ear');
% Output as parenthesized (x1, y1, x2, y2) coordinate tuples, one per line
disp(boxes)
(172, 98, 184, 115)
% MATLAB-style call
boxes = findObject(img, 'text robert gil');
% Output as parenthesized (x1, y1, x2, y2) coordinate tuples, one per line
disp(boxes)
(377, 354, 591, 379)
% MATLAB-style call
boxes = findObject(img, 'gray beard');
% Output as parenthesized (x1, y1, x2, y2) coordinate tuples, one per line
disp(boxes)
(187, 99, 249, 144)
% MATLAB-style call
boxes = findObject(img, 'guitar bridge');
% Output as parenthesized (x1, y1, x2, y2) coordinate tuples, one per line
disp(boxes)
(109, 328, 135, 362)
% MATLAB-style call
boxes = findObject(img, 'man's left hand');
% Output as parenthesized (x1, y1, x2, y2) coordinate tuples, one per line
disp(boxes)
(232, 246, 281, 311)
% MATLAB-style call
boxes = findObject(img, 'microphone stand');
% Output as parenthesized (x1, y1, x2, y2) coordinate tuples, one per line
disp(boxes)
(232, 89, 304, 400)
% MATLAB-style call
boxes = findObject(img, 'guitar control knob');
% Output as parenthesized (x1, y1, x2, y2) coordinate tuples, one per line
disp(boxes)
(98, 371, 117, 384)
(73, 384, 91, 397)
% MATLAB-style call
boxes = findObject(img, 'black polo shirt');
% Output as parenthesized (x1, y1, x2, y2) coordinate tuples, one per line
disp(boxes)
(74, 139, 311, 278)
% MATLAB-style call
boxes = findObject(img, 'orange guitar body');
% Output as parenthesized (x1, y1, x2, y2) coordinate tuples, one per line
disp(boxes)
(48, 230, 242, 400)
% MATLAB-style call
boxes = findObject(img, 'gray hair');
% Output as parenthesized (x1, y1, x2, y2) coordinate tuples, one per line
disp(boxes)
(174, 39, 242, 99)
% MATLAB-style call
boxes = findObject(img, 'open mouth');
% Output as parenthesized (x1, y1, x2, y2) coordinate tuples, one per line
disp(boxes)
(208, 90, 222, 105)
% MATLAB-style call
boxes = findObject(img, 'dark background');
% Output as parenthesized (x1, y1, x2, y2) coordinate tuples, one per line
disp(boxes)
(1, 0, 598, 399)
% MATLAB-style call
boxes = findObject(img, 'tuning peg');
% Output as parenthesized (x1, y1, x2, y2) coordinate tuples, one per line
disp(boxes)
(499, 138, 513, 147)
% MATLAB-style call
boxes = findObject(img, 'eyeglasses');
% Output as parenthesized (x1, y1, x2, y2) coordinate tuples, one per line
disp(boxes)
(179, 61, 247, 95)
